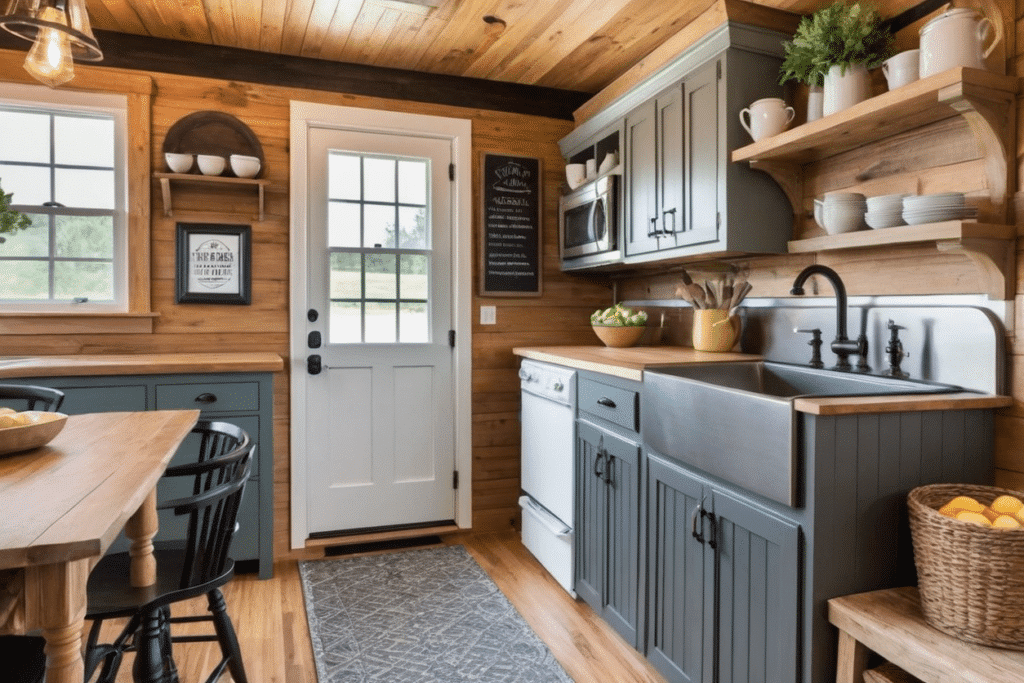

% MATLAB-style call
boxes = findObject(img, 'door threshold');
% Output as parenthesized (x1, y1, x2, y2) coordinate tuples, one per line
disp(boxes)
(304, 522, 461, 551)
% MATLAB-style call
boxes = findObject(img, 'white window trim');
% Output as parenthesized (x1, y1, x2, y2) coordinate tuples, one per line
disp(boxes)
(0, 83, 129, 313)
(288, 101, 473, 547)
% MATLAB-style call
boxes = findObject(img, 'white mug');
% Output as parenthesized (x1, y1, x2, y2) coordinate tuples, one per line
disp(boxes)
(882, 49, 919, 90)
(585, 158, 597, 178)
(739, 98, 795, 142)
(919, 8, 1000, 78)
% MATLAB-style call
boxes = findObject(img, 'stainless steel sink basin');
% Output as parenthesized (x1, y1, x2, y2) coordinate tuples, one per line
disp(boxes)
(642, 361, 961, 506)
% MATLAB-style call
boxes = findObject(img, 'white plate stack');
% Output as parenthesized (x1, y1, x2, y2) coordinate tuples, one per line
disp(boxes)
(865, 193, 909, 229)
(902, 193, 977, 225)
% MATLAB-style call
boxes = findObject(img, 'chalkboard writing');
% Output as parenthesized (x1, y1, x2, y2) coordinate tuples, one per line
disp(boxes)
(480, 153, 542, 296)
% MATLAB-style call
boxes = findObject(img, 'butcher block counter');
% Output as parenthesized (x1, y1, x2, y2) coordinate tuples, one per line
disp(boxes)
(512, 346, 1011, 415)
(0, 352, 283, 378)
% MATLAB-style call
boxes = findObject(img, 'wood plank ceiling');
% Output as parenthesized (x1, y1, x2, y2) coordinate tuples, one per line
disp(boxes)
(81, 0, 838, 95)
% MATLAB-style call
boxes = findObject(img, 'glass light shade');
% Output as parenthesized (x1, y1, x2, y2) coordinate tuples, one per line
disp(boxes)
(0, 0, 103, 86)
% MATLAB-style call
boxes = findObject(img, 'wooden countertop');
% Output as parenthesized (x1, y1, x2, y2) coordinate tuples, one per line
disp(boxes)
(512, 346, 1011, 414)
(512, 345, 761, 381)
(0, 352, 284, 378)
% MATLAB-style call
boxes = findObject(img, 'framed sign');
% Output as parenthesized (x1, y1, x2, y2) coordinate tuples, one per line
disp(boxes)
(175, 222, 251, 304)
(479, 152, 542, 296)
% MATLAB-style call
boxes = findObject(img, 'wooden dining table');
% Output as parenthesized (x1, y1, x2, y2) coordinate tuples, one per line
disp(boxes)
(0, 410, 200, 683)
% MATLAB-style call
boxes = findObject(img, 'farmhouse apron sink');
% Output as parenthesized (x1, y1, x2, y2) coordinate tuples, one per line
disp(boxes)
(642, 361, 962, 506)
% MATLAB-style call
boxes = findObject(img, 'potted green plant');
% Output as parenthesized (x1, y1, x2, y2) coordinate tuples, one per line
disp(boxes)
(0, 180, 31, 244)
(779, 1, 894, 118)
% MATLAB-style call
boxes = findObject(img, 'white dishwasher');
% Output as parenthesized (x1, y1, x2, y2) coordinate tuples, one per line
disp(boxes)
(518, 359, 577, 596)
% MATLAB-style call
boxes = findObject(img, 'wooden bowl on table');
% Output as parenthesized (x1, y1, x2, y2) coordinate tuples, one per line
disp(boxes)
(592, 324, 645, 348)
(0, 413, 68, 456)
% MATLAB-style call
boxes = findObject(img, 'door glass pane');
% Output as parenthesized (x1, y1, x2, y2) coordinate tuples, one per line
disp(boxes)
(363, 204, 396, 248)
(398, 206, 427, 249)
(328, 201, 360, 248)
(400, 254, 428, 299)
(365, 253, 396, 300)
(54, 116, 114, 167)
(363, 157, 395, 203)
(329, 252, 361, 299)
(399, 302, 428, 343)
(365, 302, 396, 343)
(398, 160, 426, 205)
(329, 301, 361, 343)
(328, 153, 360, 201)
(0, 111, 49, 163)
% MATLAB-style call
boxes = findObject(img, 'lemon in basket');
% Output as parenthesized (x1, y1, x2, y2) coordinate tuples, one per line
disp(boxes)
(955, 510, 992, 527)
(946, 495, 986, 513)
(992, 515, 1022, 529)
(990, 495, 1024, 516)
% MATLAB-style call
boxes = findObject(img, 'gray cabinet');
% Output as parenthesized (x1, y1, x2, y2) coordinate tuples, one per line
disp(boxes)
(647, 453, 799, 683)
(575, 372, 643, 648)
(3, 371, 275, 579)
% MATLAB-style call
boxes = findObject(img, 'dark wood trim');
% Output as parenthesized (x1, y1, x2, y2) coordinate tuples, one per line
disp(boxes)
(0, 30, 590, 120)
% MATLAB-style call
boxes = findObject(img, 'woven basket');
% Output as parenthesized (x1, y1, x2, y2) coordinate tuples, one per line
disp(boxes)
(908, 483, 1024, 650)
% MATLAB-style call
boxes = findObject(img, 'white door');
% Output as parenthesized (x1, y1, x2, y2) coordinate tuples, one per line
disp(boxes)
(304, 126, 455, 535)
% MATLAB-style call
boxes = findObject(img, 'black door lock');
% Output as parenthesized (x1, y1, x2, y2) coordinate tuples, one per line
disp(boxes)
(308, 331, 322, 349)
(307, 355, 322, 375)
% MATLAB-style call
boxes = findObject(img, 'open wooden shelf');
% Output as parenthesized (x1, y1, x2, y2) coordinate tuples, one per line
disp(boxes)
(155, 172, 271, 221)
(788, 221, 1016, 300)
(731, 67, 1019, 219)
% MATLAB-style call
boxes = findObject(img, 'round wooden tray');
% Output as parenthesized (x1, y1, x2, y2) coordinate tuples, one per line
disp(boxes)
(0, 413, 68, 456)
(161, 111, 264, 178)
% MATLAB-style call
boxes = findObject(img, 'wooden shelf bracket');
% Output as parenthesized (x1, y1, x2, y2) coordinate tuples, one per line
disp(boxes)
(935, 237, 1015, 301)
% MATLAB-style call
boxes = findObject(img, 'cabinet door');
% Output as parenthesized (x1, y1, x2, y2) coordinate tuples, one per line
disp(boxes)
(682, 59, 720, 248)
(603, 429, 641, 647)
(624, 99, 660, 256)
(647, 455, 706, 683)
(711, 486, 800, 683)
(576, 420, 608, 611)
(656, 85, 685, 250)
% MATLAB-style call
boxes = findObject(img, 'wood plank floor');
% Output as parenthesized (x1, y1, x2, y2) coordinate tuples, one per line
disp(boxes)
(88, 530, 667, 682)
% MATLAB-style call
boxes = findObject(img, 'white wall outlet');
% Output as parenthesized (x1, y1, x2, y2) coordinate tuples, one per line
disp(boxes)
(480, 305, 497, 325)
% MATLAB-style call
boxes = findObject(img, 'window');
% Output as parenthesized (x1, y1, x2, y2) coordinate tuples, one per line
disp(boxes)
(327, 151, 431, 343)
(0, 84, 127, 311)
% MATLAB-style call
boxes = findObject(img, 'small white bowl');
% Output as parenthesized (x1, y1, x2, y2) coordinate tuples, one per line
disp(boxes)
(565, 163, 586, 190)
(230, 154, 261, 178)
(197, 154, 226, 176)
(165, 152, 193, 174)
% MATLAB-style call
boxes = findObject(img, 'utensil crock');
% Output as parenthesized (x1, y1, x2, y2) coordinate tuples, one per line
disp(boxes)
(692, 309, 738, 352)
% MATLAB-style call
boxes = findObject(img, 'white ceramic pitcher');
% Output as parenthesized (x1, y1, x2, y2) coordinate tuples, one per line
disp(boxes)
(919, 7, 1001, 78)
(739, 98, 794, 142)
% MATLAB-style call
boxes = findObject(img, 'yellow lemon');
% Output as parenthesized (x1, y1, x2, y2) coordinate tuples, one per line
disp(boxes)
(991, 495, 1024, 516)
(947, 496, 985, 513)
(0, 414, 17, 429)
(938, 503, 965, 518)
(0, 407, 14, 415)
(955, 510, 992, 527)
(992, 515, 1022, 530)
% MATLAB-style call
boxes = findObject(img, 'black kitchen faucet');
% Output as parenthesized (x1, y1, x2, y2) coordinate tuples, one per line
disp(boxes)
(790, 265, 868, 371)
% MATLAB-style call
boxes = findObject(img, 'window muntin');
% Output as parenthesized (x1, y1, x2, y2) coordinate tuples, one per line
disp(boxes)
(326, 152, 431, 344)
(0, 87, 126, 311)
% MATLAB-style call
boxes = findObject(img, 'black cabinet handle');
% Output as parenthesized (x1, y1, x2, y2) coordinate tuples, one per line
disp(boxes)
(597, 397, 616, 409)
(194, 393, 217, 404)
(705, 510, 717, 550)
(593, 437, 606, 478)
(691, 504, 705, 544)
(662, 207, 677, 234)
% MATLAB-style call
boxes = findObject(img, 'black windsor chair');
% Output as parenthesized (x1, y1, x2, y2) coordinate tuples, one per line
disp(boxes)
(0, 383, 65, 412)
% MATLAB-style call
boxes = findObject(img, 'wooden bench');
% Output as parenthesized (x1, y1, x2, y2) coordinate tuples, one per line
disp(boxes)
(828, 586, 1024, 683)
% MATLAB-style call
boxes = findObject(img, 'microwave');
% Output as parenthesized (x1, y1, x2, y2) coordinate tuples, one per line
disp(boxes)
(559, 175, 616, 259)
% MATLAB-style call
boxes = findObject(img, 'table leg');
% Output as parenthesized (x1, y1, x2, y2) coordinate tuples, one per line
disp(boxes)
(126, 487, 159, 587)
(836, 629, 870, 683)
(24, 559, 89, 683)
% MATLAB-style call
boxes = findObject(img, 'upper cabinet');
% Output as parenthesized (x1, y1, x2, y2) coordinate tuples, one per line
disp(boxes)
(560, 22, 795, 272)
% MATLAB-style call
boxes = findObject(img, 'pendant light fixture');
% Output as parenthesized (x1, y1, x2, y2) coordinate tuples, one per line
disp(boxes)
(0, 0, 103, 88)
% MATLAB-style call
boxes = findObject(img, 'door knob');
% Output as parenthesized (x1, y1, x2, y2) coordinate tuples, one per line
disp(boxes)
(307, 355, 322, 375)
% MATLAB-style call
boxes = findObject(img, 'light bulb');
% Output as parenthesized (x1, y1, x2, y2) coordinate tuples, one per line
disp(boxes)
(22, 6, 75, 88)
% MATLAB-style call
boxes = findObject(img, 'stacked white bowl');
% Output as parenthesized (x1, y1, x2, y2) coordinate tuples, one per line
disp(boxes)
(902, 193, 975, 225)
(818, 192, 867, 234)
(865, 193, 909, 229)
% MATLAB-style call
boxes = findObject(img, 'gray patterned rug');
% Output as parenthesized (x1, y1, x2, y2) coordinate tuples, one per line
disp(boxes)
(299, 545, 573, 682)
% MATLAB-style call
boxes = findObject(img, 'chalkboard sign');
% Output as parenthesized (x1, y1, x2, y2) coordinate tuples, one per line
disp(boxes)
(480, 153, 542, 296)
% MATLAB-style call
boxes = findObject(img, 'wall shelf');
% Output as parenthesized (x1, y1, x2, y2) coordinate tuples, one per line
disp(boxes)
(155, 173, 270, 221)
(788, 221, 1016, 300)
(731, 67, 1019, 221)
